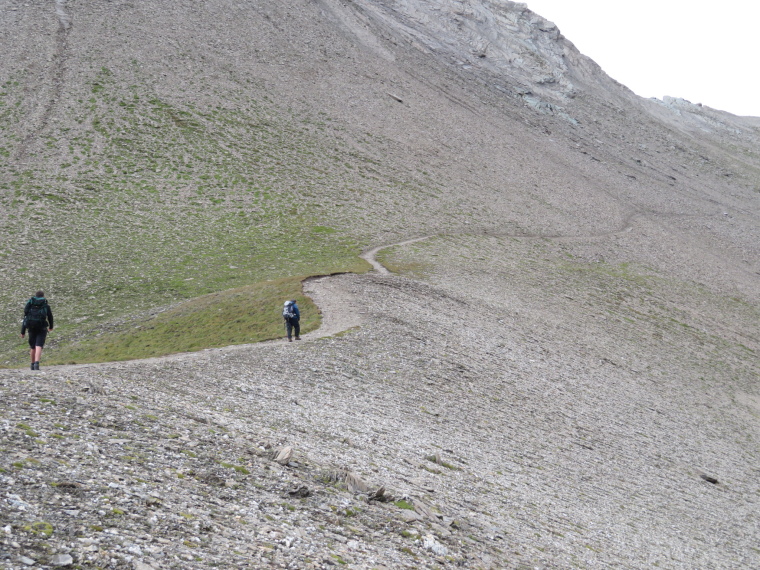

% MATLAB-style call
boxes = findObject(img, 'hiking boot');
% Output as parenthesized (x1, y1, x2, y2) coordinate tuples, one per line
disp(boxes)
(30, 362, 35, 370)
(295, 337, 301, 341)
(32, 362, 39, 370)
(288, 337, 292, 342)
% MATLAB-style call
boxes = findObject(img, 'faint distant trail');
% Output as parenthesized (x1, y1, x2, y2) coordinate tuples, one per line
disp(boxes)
(359, 208, 722, 273)
(360, 236, 434, 274)
(360, 212, 641, 273)
(14, 0, 73, 161)
(55, 0, 72, 28)
(189, 213, 647, 346)
(20, 209, 719, 371)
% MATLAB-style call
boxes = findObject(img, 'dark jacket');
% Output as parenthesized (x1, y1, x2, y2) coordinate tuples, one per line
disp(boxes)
(283, 301, 300, 321)
(21, 297, 54, 334)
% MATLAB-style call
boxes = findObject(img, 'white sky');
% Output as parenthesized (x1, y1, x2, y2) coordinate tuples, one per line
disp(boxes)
(525, 1, 760, 117)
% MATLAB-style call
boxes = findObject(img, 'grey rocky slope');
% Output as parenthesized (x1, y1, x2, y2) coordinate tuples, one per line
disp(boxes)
(2, 0, 759, 568)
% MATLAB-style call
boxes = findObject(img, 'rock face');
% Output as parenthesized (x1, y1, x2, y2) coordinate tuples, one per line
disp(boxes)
(321, 0, 628, 121)
(1, 1, 759, 569)
(338, 0, 585, 96)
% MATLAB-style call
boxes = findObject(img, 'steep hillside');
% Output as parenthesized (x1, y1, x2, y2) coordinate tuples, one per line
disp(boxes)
(1, 1, 759, 568)
(2, 0, 757, 363)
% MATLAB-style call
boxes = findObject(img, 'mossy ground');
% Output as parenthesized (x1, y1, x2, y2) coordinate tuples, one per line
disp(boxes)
(0, 68, 385, 366)
(47, 276, 326, 364)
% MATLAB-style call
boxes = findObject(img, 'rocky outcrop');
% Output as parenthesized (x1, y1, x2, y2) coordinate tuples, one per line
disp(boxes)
(324, 0, 624, 107)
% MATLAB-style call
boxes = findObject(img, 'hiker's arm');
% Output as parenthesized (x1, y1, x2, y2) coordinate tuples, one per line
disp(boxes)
(20, 301, 29, 336)
(47, 305, 54, 330)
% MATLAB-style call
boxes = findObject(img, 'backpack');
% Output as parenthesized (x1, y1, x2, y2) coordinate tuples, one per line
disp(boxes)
(25, 297, 48, 329)
(283, 302, 296, 320)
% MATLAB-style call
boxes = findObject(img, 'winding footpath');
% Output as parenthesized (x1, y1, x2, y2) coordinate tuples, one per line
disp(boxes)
(26, 206, 728, 370)
(359, 235, 435, 274)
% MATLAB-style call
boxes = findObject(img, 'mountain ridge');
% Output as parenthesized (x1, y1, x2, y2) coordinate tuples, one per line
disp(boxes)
(1, 1, 759, 568)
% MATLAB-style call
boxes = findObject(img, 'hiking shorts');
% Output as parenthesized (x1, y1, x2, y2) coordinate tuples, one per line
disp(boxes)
(27, 327, 48, 349)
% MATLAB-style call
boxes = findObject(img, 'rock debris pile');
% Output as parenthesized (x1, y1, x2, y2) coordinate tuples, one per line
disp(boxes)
(2, 271, 759, 569)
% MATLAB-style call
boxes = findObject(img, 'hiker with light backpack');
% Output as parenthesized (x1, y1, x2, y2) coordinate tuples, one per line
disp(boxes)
(21, 290, 54, 370)
(283, 299, 301, 342)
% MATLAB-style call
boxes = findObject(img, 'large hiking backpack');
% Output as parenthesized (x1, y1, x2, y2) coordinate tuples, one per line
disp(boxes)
(283, 302, 296, 320)
(25, 297, 48, 329)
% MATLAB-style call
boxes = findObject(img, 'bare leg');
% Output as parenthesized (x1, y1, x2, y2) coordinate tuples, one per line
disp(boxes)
(34, 346, 43, 363)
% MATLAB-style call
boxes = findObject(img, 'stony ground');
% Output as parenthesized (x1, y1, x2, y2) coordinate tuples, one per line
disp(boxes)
(2, 253, 759, 569)
(1, 1, 759, 569)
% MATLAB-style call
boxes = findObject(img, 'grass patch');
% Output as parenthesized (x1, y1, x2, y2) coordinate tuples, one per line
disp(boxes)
(23, 521, 54, 537)
(47, 276, 324, 364)
(16, 423, 39, 438)
(0, 68, 443, 368)
(220, 461, 251, 475)
(425, 454, 458, 470)
(330, 326, 360, 338)
(394, 499, 415, 510)
(374, 253, 430, 277)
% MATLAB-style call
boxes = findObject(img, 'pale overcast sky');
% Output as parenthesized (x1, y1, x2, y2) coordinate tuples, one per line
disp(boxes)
(525, 1, 760, 117)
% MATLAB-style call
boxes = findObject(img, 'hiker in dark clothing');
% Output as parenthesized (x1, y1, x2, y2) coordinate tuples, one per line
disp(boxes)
(283, 299, 301, 342)
(20, 290, 54, 370)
